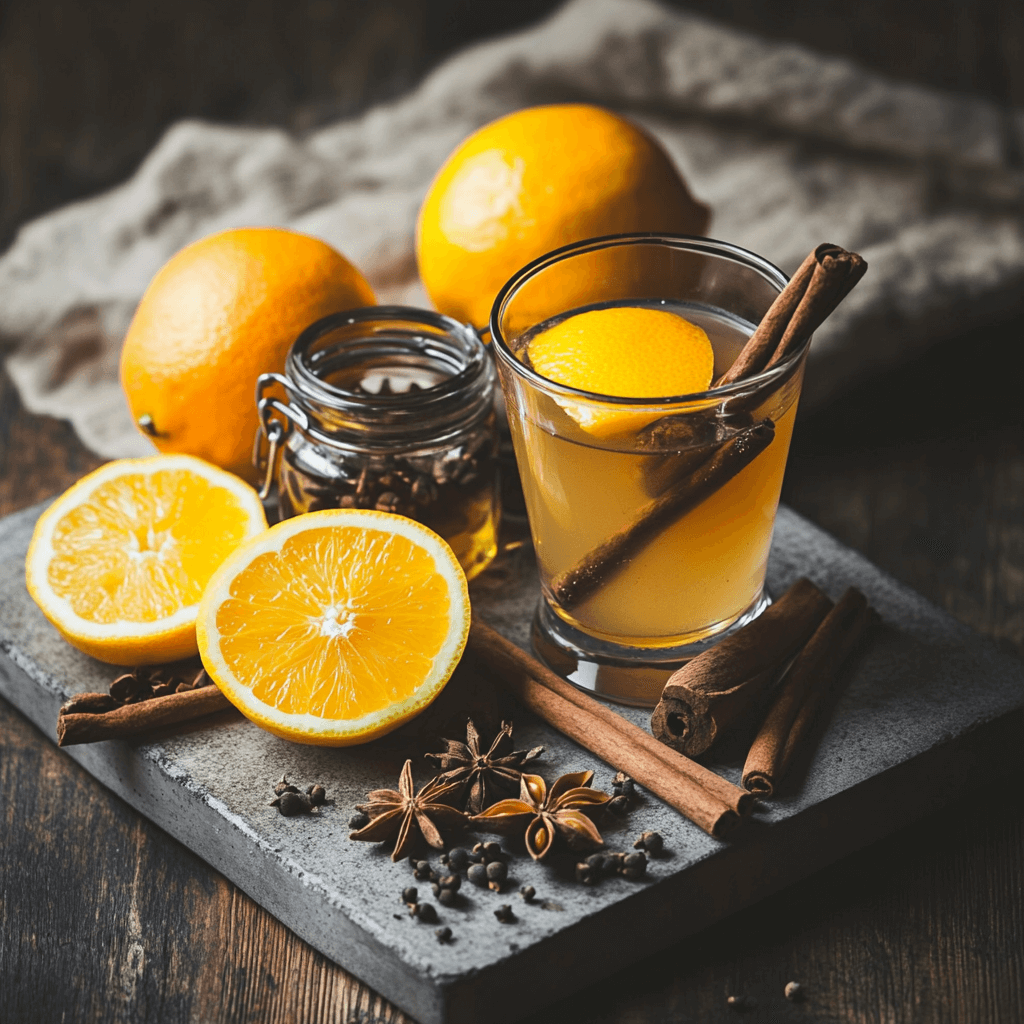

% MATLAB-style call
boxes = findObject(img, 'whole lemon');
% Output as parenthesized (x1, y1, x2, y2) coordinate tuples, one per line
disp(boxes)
(416, 104, 709, 329)
(120, 228, 375, 481)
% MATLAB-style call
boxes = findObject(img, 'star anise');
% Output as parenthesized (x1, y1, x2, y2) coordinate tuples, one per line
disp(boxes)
(425, 718, 544, 814)
(349, 760, 465, 862)
(469, 770, 611, 861)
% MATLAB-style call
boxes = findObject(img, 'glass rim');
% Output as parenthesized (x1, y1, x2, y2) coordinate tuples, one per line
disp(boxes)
(287, 305, 488, 414)
(488, 232, 802, 406)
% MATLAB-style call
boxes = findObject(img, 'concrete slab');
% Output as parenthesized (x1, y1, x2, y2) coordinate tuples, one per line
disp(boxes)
(1, 502, 1021, 1024)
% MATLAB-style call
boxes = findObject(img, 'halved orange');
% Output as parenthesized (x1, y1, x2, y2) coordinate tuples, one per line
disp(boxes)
(196, 509, 470, 746)
(26, 455, 268, 665)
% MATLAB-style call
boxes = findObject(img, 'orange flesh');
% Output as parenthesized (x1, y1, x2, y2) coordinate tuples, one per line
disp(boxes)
(48, 470, 257, 624)
(213, 526, 452, 719)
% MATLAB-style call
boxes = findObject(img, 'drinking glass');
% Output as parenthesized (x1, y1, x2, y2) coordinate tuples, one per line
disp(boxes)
(490, 234, 805, 705)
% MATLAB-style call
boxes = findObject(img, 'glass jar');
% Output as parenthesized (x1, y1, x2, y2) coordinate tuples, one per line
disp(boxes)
(254, 306, 501, 580)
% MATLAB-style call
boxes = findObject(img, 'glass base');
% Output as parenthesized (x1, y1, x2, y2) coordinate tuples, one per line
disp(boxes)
(530, 589, 772, 708)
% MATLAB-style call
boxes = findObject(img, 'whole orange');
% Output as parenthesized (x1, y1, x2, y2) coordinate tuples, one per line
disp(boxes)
(416, 104, 709, 329)
(120, 228, 375, 481)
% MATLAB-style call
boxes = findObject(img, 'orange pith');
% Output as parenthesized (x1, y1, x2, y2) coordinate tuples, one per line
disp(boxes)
(197, 510, 470, 746)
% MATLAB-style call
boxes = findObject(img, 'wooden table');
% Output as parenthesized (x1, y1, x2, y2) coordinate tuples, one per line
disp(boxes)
(1, 298, 1021, 1021)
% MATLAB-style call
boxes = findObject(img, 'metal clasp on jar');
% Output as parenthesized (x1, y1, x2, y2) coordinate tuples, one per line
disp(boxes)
(253, 372, 310, 500)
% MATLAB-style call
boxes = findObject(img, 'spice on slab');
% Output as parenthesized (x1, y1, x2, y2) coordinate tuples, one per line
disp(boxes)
(425, 719, 544, 814)
(633, 831, 665, 855)
(470, 770, 610, 861)
(349, 760, 465, 862)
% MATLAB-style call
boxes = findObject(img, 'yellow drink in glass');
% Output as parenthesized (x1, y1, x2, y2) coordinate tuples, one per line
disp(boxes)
(492, 237, 807, 705)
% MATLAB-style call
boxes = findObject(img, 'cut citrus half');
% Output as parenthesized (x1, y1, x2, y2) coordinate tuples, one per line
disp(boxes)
(26, 455, 268, 665)
(196, 509, 471, 746)
(528, 306, 715, 437)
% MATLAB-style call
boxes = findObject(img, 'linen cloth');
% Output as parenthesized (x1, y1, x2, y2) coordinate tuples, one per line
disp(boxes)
(1, 0, 1022, 459)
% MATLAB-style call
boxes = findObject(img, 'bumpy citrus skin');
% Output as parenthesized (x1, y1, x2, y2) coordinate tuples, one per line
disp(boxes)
(120, 228, 376, 482)
(527, 306, 715, 437)
(529, 307, 714, 397)
(416, 104, 709, 328)
(196, 510, 471, 747)
(25, 455, 268, 665)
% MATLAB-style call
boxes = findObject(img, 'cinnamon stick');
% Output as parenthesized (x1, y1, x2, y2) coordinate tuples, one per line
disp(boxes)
(467, 616, 752, 838)
(715, 243, 866, 386)
(649, 578, 834, 757)
(763, 251, 867, 372)
(551, 419, 775, 610)
(57, 685, 232, 746)
(742, 588, 871, 796)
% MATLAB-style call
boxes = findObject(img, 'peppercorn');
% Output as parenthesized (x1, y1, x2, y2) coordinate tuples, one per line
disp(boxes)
(439, 874, 461, 892)
(485, 861, 508, 883)
(607, 795, 630, 816)
(472, 841, 505, 863)
(726, 994, 756, 1010)
(601, 853, 625, 875)
(412, 902, 438, 924)
(633, 831, 664, 856)
(575, 862, 599, 885)
(414, 860, 433, 880)
(435, 926, 453, 943)
(438, 888, 458, 908)
(109, 673, 139, 703)
(402, 887, 418, 905)
(348, 811, 370, 830)
(443, 847, 469, 872)
(519, 885, 536, 902)
(271, 791, 310, 817)
(493, 905, 515, 924)
(585, 853, 605, 873)
(467, 863, 488, 888)
(622, 851, 647, 879)
(307, 784, 327, 807)
(274, 776, 298, 796)
(612, 773, 635, 800)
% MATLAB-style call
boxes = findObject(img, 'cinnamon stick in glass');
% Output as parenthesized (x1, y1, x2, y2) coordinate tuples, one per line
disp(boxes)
(545, 244, 867, 616)
(742, 587, 871, 796)
(649, 578, 834, 757)
(57, 685, 232, 746)
(715, 243, 865, 386)
(467, 617, 752, 838)
(551, 419, 775, 610)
